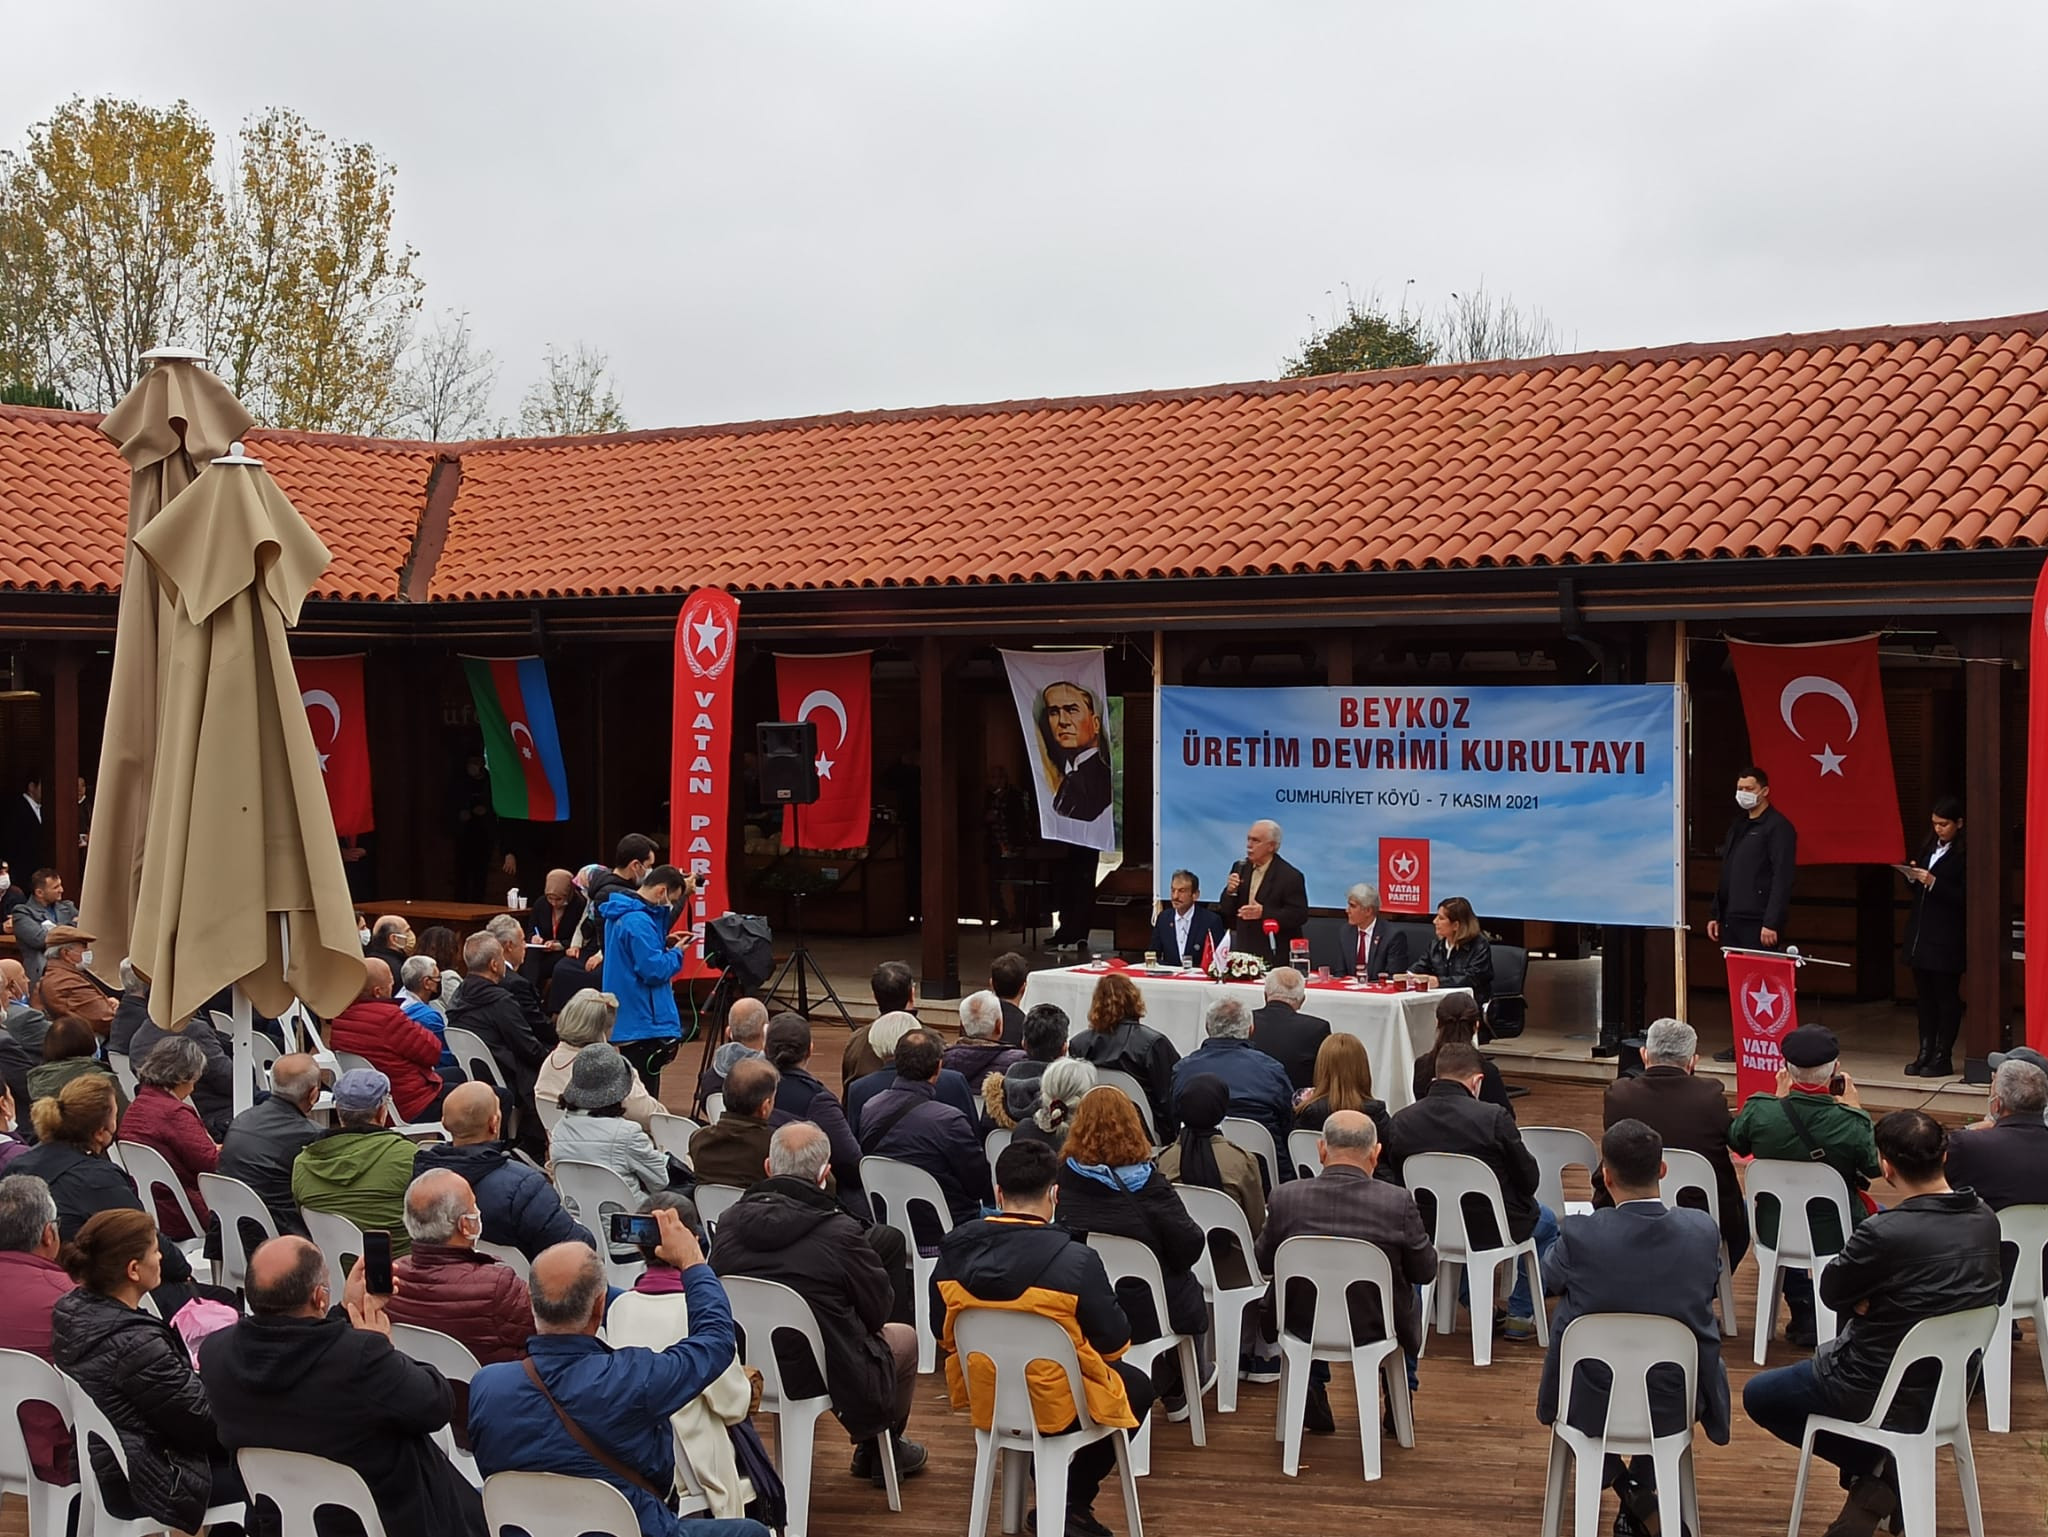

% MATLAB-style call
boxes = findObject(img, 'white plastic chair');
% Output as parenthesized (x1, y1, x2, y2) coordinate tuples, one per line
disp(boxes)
(722, 1275, 901, 1537)
(703, 1092, 726, 1123)
(984, 1126, 1013, 1165)
(1538, 1313, 1701, 1537)
(648, 1111, 699, 1164)
(1785, 1305, 1999, 1537)
(299, 1207, 368, 1299)
(215, 1011, 281, 1096)
(237, 1446, 388, 1537)
(390, 1324, 485, 1486)
(1985, 1202, 2048, 1433)
(1093, 1070, 1158, 1142)
(552, 1161, 647, 1287)
(1287, 1128, 1324, 1179)
(198, 1171, 280, 1294)
(1087, 1233, 1207, 1474)
(955, 1308, 1143, 1537)
(1220, 1116, 1279, 1193)
(1657, 1148, 1739, 1338)
(481, 1469, 638, 1537)
(330, 1050, 446, 1142)
(691, 1183, 746, 1232)
(63, 1370, 244, 1537)
(0, 1349, 79, 1537)
(475, 1239, 531, 1280)
(114, 1139, 211, 1268)
(1270, 1235, 1414, 1481)
(444, 1027, 521, 1138)
(105, 1051, 138, 1100)
(861, 1154, 955, 1373)
(1742, 1159, 1851, 1364)
(1173, 1183, 1269, 1414)
(1404, 1150, 1550, 1366)
(1522, 1126, 1599, 1219)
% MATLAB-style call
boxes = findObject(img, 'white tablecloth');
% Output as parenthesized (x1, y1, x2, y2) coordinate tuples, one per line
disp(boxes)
(1022, 965, 1468, 1111)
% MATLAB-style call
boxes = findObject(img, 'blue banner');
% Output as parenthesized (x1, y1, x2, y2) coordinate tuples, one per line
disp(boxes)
(1157, 685, 1683, 927)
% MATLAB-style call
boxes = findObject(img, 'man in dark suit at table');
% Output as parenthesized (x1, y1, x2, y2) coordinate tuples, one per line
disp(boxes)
(1540, 1118, 1730, 1536)
(1311, 883, 1414, 979)
(1150, 869, 1225, 967)
(1250, 967, 1331, 1093)
(1217, 819, 1310, 959)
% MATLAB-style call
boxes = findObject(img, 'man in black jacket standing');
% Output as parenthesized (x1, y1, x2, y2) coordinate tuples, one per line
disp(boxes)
(1743, 1110, 2002, 1537)
(1900, 796, 1965, 1076)
(1708, 766, 1797, 952)
(709, 1122, 926, 1487)
(202, 1236, 486, 1537)
(1217, 819, 1311, 958)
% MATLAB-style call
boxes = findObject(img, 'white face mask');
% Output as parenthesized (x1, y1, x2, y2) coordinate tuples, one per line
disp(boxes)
(0, 872, 9, 892)
(78, 950, 93, 968)
(358, 928, 373, 947)
(1735, 789, 1760, 811)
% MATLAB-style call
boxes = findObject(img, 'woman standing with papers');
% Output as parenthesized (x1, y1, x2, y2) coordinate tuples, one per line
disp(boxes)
(1901, 795, 1966, 1077)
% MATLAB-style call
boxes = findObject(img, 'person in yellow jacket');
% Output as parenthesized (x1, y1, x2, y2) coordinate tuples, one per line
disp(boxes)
(932, 1138, 1152, 1537)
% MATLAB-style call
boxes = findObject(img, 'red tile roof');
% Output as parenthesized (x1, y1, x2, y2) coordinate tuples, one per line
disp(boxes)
(5, 311, 2048, 603)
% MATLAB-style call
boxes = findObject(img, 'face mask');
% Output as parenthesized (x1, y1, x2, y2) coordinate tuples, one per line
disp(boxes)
(78, 950, 93, 968)
(1735, 790, 1760, 811)
(358, 928, 373, 947)
(0, 872, 9, 892)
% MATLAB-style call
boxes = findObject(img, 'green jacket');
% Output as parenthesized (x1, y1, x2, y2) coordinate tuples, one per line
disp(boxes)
(290, 1126, 418, 1256)
(1728, 1088, 1879, 1252)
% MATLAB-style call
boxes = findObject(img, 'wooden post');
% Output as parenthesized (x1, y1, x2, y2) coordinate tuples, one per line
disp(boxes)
(52, 649, 81, 891)
(919, 636, 959, 999)
(1962, 625, 2007, 1077)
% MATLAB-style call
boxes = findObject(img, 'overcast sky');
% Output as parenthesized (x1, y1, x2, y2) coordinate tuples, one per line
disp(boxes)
(6, 1, 2046, 433)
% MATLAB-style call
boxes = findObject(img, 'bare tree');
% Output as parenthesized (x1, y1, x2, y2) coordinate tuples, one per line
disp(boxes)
(396, 309, 500, 440)
(518, 342, 627, 436)
(1433, 284, 1562, 364)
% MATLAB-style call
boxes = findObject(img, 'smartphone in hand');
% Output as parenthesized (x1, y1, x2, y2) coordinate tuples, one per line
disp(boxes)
(608, 1211, 662, 1249)
(363, 1230, 394, 1296)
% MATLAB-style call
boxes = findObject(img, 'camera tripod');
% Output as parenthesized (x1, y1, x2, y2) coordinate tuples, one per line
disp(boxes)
(764, 804, 854, 1027)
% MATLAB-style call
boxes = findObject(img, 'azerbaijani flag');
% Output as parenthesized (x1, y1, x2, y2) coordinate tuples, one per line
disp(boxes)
(461, 656, 570, 821)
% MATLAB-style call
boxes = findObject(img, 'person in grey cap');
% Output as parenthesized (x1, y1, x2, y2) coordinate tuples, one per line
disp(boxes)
(1946, 1056, 2048, 1210)
(1727, 1023, 1879, 1347)
(291, 1066, 422, 1255)
(549, 1043, 682, 1198)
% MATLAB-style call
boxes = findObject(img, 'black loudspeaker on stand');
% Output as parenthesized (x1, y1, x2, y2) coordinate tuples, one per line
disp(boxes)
(756, 721, 853, 1027)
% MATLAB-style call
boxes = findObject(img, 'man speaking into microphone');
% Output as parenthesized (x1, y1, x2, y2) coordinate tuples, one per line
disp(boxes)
(1217, 819, 1310, 957)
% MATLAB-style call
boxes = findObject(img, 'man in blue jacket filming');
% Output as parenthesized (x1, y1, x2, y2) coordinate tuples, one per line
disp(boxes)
(599, 864, 694, 1095)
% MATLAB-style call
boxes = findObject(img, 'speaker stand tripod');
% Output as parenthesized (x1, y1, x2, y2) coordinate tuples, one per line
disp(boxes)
(765, 804, 855, 1027)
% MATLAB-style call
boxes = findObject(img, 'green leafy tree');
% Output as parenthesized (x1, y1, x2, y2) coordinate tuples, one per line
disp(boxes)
(1282, 288, 1436, 378)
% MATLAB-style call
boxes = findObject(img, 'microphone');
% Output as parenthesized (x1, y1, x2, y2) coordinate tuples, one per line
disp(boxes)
(1263, 918, 1280, 956)
(1230, 857, 1252, 898)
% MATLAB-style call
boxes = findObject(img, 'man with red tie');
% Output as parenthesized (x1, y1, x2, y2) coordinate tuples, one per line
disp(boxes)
(1312, 883, 1415, 979)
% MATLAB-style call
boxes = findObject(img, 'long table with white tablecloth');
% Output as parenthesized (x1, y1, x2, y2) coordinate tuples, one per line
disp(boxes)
(1021, 964, 1469, 1111)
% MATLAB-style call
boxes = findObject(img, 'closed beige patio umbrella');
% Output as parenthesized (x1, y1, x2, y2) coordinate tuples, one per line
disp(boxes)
(79, 349, 253, 985)
(127, 442, 364, 1032)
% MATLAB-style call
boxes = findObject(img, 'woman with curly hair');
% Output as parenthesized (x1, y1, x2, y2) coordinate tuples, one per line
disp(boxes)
(1066, 971, 1181, 1139)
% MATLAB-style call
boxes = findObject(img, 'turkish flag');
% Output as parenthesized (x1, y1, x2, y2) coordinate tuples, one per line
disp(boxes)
(775, 653, 872, 851)
(1726, 947, 1799, 1105)
(2027, 561, 2048, 1052)
(293, 655, 374, 836)
(1727, 637, 1903, 864)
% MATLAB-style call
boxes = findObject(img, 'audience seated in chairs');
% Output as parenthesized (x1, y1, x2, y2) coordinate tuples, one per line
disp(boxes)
(845, 1012, 982, 1131)
(1945, 1056, 2048, 1209)
(1599, 1018, 1750, 1269)
(536, 989, 665, 1136)
(689, 1057, 783, 1190)
(32, 927, 113, 1040)
(1295, 1033, 1393, 1149)
(983, 1003, 1071, 1132)
(944, 991, 1025, 1094)
(1742, 1110, 2002, 1537)
(765, 1013, 867, 1217)
(1257, 1110, 1437, 1437)
(218, 1051, 325, 1237)
(934, 1139, 1152, 1537)
(117, 1035, 219, 1243)
(1540, 1118, 1730, 1537)
(27, 1015, 119, 1107)
(396, 953, 465, 1087)
(0, 1172, 77, 1486)
(696, 997, 768, 1106)
(990, 951, 1031, 1046)
(331, 958, 450, 1125)
(1012, 1056, 1095, 1155)
(551, 1044, 688, 1199)
(484, 913, 560, 1053)
(841, 960, 916, 1087)
(1411, 993, 1515, 1115)
(1249, 967, 1331, 1094)
(1171, 997, 1295, 1168)
(1069, 973, 1181, 1141)
(856, 1029, 992, 1242)
(53, 1208, 246, 1533)
(1055, 1085, 1211, 1414)
(292, 1066, 421, 1256)
(709, 1121, 927, 1491)
(447, 931, 551, 1163)
(388, 1169, 533, 1369)
(200, 1231, 488, 1537)
(1383, 1040, 1556, 1342)
(119, 984, 235, 1138)
(467, 1217, 771, 1537)
(415, 1080, 595, 1259)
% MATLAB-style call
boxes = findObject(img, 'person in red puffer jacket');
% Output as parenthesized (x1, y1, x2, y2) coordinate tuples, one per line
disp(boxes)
(331, 959, 448, 1123)
(116, 1037, 219, 1241)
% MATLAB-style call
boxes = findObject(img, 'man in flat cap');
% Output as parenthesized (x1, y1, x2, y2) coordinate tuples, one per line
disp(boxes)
(1728, 1024, 1879, 1347)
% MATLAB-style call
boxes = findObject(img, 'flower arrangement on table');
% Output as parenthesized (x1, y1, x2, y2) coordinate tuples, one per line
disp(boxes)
(1212, 950, 1267, 982)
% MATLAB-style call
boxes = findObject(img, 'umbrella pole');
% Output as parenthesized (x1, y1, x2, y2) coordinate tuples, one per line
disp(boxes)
(232, 985, 256, 1116)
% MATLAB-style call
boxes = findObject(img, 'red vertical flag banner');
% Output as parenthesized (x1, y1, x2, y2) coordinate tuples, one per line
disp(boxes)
(1726, 636, 1904, 864)
(774, 652, 872, 850)
(293, 655, 374, 836)
(2028, 560, 2048, 1051)
(1726, 948, 1800, 1105)
(672, 588, 740, 977)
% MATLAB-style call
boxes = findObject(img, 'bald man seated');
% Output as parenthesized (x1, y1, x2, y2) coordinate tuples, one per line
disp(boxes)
(413, 1080, 594, 1258)
(686, 1057, 782, 1190)
(200, 1235, 487, 1537)
(468, 1220, 768, 1537)
(698, 995, 769, 1105)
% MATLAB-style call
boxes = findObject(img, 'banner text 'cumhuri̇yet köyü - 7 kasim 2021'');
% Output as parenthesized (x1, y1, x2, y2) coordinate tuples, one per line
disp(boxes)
(1157, 685, 1683, 928)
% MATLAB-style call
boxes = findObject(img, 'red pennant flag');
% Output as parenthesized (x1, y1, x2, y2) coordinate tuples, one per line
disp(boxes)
(672, 588, 741, 977)
(1199, 931, 1216, 973)
(293, 656, 374, 836)
(774, 652, 873, 851)
(2028, 561, 2048, 1052)
(1726, 947, 1800, 1105)
(1726, 637, 1903, 865)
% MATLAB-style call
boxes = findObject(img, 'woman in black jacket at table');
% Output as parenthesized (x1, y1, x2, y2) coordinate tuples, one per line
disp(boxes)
(1410, 895, 1495, 1009)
